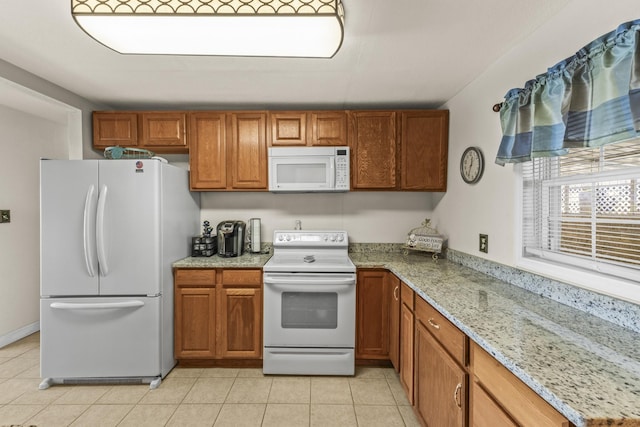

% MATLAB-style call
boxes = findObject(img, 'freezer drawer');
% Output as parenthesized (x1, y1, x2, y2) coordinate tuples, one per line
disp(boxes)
(40, 296, 164, 380)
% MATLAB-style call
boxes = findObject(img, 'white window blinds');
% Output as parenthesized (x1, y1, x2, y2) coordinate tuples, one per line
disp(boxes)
(522, 140, 640, 282)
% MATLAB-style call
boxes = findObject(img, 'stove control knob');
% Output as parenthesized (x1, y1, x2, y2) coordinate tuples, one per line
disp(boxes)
(285, 234, 292, 241)
(277, 234, 284, 242)
(337, 234, 345, 242)
(330, 234, 336, 242)
(323, 235, 329, 241)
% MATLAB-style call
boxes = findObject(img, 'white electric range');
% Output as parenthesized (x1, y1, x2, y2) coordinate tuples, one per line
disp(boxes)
(262, 230, 356, 375)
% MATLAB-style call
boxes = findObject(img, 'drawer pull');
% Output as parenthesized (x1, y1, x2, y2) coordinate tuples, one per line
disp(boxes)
(393, 286, 399, 300)
(427, 318, 441, 330)
(454, 383, 462, 408)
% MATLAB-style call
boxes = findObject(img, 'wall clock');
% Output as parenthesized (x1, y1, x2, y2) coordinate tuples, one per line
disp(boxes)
(460, 146, 484, 184)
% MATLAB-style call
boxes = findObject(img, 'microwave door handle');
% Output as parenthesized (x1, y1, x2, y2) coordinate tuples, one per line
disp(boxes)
(329, 157, 336, 188)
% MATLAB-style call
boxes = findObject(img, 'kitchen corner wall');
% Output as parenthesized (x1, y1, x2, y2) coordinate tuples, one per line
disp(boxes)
(200, 191, 441, 243)
(434, 1, 638, 272)
(0, 105, 70, 340)
(0, 61, 101, 343)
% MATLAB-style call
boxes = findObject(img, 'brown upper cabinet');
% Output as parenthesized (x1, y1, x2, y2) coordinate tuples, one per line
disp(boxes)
(349, 110, 449, 191)
(229, 112, 268, 190)
(349, 111, 398, 190)
(269, 111, 348, 146)
(189, 112, 268, 191)
(140, 112, 187, 152)
(399, 110, 449, 191)
(93, 112, 138, 149)
(189, 112, 228, 190)
(94, 108, 447, 192)
(93, 111, 188, 154)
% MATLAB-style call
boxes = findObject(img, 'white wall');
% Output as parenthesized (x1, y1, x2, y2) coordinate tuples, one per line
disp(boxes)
(201, 191, 440, 243)
(0, 62, 101, 344)
(0, 104, 71, 339)
(434, 0, 639, 266)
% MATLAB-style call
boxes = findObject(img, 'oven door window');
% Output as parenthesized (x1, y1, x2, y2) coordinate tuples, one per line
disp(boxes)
(281, 292, 338, 329)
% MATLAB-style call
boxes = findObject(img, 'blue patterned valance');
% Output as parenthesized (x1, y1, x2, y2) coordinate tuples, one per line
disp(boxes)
(495, 19, 640, 165)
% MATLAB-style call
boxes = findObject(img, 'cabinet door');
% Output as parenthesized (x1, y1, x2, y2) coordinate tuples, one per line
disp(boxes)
(470, 381, 517, 427)
(189, 112, 227, 190)
(230, 112, 268, 189)
(399, 110, 449, 191)
(309, 111, 347, 146)
(92, 112, 138, 149)
(218, 286, 262, 359)
(270, 112, 307, 146)
(388, 274, 400, 372)
(415, 319, 467, 427)
(174, 286, 216, 359)
(399, 285, 414, 403)
(349, 111, 397, 189)
(140, 112, 187, 153)
(355, 270, 390, 360)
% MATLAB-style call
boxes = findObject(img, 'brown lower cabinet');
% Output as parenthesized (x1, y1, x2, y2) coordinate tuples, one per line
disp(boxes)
(386, 272, 574, 427)
(399, 281, 415, 404)
(414, 295, 468, 427)
(388, 274, 401, 371)
(470, 342, 572, 427)
(174, 268, 262, 363)
(355, 269, 390, 361)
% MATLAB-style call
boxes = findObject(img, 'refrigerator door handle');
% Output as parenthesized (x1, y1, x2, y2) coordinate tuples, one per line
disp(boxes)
(83, 185, 98, 277)
(96, 184, 109, 276)
(50, 301, 145, 310)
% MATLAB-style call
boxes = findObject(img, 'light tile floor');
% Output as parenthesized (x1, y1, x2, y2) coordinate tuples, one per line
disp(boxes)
(0, 333, 421, 426)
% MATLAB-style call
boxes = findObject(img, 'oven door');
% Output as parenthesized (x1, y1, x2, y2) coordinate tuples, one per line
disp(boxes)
(263, 272, 356, 348)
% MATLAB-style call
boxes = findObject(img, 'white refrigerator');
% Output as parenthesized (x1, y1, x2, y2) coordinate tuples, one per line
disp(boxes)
(39, 159, 200, 389)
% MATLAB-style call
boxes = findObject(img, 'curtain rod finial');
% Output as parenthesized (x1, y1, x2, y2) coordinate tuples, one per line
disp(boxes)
(493, 102, 503, 112)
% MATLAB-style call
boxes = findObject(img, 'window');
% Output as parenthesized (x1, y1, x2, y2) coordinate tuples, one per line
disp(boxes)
(521, 140, 640, 287)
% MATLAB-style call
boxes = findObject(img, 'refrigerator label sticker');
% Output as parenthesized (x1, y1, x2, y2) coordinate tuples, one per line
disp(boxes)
(136, 161, 144, 173)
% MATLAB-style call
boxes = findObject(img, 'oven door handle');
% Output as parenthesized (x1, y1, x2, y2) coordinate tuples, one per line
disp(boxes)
(263, 276, 356, 286)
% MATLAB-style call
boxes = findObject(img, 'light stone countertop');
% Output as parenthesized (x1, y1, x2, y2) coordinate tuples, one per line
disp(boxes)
(173, 252, 272, 269)
(350, 251, 640, 427)
(173, 250, 640, 427)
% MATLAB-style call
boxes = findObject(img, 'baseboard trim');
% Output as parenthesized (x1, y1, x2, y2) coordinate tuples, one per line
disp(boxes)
(0, 321, 40, 348)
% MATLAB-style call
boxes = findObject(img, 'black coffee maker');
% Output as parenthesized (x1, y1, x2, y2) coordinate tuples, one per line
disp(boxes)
(216, 220, 246, 257)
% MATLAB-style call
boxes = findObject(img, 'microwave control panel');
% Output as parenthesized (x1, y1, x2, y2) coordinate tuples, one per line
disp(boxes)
(335, 152, 349, 190)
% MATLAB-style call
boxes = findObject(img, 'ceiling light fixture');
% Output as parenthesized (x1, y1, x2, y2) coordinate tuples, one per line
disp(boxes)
(71, 0, 345, 58)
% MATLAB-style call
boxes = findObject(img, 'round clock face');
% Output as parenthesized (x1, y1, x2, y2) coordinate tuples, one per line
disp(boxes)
(460, 147, 484, 184)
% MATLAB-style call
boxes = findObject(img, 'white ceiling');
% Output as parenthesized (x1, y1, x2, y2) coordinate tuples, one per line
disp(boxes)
(0, 0, 569, 110)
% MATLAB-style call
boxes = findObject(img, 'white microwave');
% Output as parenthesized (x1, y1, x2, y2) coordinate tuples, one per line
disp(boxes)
(268, 146, 350, 193)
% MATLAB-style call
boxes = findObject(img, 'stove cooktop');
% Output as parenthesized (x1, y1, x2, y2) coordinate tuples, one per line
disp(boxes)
(264, 230, 355, 273)
(263, 253, 355, 273)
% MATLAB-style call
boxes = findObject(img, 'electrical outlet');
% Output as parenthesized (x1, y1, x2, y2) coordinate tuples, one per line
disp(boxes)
(0, 210, 10, 223)
(479, 234, 488, 253)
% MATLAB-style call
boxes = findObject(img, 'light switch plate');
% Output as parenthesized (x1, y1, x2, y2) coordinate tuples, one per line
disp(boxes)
(479, 234, 488, 253)
(0, 210, 10, 223)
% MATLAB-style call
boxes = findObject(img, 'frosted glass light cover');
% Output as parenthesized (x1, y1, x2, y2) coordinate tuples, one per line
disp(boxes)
(72, 0, 345, 58)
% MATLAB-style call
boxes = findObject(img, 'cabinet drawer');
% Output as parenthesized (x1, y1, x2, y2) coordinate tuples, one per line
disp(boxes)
(470, 342, 571, 427)
(400, 281, 414, 309)
(175, 269, 216, 286)
(415, 296, 467, 366)
(221, 269, 262, 286)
